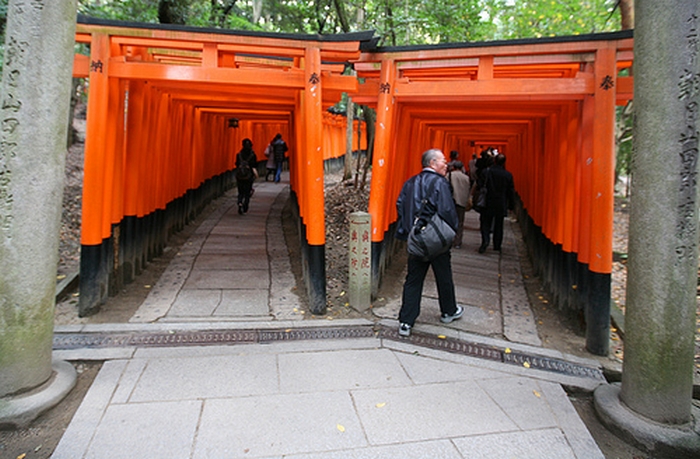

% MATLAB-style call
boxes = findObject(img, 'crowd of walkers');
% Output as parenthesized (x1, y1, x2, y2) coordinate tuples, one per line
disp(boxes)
(441, 147, 516, 252)
(233, 137, 514, 338)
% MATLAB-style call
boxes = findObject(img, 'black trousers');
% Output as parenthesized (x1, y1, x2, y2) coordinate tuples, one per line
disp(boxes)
(398, 250, 457, 326)
(237, 181, 253, 211)
(479, 207, 505, 250)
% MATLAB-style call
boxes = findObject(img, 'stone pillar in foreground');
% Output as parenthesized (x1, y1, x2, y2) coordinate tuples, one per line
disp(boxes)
(595, 1, 700, 456)
(0, 0, 77, 427)
(348, 212, 371, 311)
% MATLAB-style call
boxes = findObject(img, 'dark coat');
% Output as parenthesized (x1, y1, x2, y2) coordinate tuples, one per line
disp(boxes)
(484, 164, 514, 216)
(396, 169, 458, 241)
(271, 138, 288, 164)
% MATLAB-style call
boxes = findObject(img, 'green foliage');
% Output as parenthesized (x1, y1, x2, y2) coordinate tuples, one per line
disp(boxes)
(78, 0, 159, 23)
(70, 1, 624, 43)
(493, 0, 621, 39)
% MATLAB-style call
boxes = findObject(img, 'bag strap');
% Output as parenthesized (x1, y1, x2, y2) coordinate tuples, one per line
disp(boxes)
(416, 174, 439, 221)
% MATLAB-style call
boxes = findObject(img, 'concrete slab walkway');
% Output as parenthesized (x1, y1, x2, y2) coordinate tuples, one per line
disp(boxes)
(52, 336, 603, 459)
(52, 172, 608, 458)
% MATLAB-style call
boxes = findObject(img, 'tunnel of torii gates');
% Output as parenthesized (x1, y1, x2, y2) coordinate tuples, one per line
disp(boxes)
(73, 16, 633, 355)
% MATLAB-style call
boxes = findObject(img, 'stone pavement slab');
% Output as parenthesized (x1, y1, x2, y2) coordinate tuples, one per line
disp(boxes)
(183, 269, 270, 289)
(216, 289, 270, 316)
(278, 348, 412, 392)
(193, 392, 367, 458)
(193, 252, 270, 270)
(85, 400, 201, 459)
(127, 353, 280, 401)
(452, 429, 576, 459)
(52, 338, 605, 459)
(351, 380, 518, 445)
(282, 439, 464, 459)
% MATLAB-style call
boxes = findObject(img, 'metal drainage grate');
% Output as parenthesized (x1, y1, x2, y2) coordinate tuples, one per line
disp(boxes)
(53, 326, 375, 350)
(378, 325, 605, 382)
(259, 327, 375, 343)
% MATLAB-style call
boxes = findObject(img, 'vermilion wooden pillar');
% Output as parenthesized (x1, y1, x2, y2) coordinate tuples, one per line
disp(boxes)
(122, 80, 146, 281)
(79, 33, 111, 316)
(301, 46, 326, 314)
(586, 45, 617, 355)
(369, 59, 397, 244)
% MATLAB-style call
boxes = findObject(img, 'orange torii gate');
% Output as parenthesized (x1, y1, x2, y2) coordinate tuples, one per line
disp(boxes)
(355, 31, 634, 354)
(72, 16, 374, 315)
(72, 16, 633, 353)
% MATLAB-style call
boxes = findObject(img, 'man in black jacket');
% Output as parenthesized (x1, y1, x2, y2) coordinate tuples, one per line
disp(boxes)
(479, 154, 514, 253)
(395, 149, 463, 337)
(271, 133, 288, 183)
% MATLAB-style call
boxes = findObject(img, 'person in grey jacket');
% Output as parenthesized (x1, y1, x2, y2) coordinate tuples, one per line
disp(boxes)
(395, 149, 464, 337)
(448, 161, 471, 248)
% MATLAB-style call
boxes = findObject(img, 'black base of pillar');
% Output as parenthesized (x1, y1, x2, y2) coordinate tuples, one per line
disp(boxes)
(586, 271, 611, 356)
(78, 170, 234, 317)
(78, 242, 109, 317)
(370, 222, 400, 299)
(289, 190, 327, 315)
(514, 197, 611, 356)
(306, 244, 327, 315)
(122, 216, 136, 283)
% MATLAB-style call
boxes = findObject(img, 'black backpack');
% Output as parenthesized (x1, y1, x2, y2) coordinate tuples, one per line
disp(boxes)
(236, 154, 254, 182)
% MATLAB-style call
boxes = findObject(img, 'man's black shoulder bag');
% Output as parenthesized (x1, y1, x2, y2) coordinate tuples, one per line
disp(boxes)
(407, 176, 456, 261)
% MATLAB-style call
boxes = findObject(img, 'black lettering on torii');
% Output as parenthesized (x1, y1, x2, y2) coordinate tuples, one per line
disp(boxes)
(600, 75, 614, 91)
(90, 60, 104, 74)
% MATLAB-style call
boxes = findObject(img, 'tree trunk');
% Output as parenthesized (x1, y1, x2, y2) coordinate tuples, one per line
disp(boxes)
(344, 96, 355, 180)
(334, 0, 351, 32)
(619, 0, 635, 30)
(158, 0, 189, 25)
(359, 106, 376, 191)
(252, 0, 263, 23)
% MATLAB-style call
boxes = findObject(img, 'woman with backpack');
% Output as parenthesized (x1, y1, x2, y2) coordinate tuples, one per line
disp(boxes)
(235, 138, 258, 214)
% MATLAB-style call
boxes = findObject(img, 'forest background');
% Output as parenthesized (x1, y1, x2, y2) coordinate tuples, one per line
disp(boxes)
(0, 0, 630, 184)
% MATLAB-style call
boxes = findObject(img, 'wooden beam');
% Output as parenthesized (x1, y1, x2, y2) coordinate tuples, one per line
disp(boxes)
(108, 59, 306, 88)
(393, 75, 594, 99)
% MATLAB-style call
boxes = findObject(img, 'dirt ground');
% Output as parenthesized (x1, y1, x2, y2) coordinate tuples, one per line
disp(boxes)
(0, 115, 662, 458)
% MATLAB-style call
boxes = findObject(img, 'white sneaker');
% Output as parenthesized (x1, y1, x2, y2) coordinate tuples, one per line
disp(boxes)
(440, 305, 464, 323)
(398, 323, 412, 337)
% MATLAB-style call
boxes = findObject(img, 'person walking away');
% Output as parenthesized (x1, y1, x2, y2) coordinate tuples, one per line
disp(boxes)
(395, 149, 464, 337)
(263, 142, 275, 181)
(271, 133, 288, 183)
(468, 153, 478, 184)
(478, 154, 514, 253)
(448, 161, 471, 249)
(447, 150, 461, 172)
(235, 138, 258, 214)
